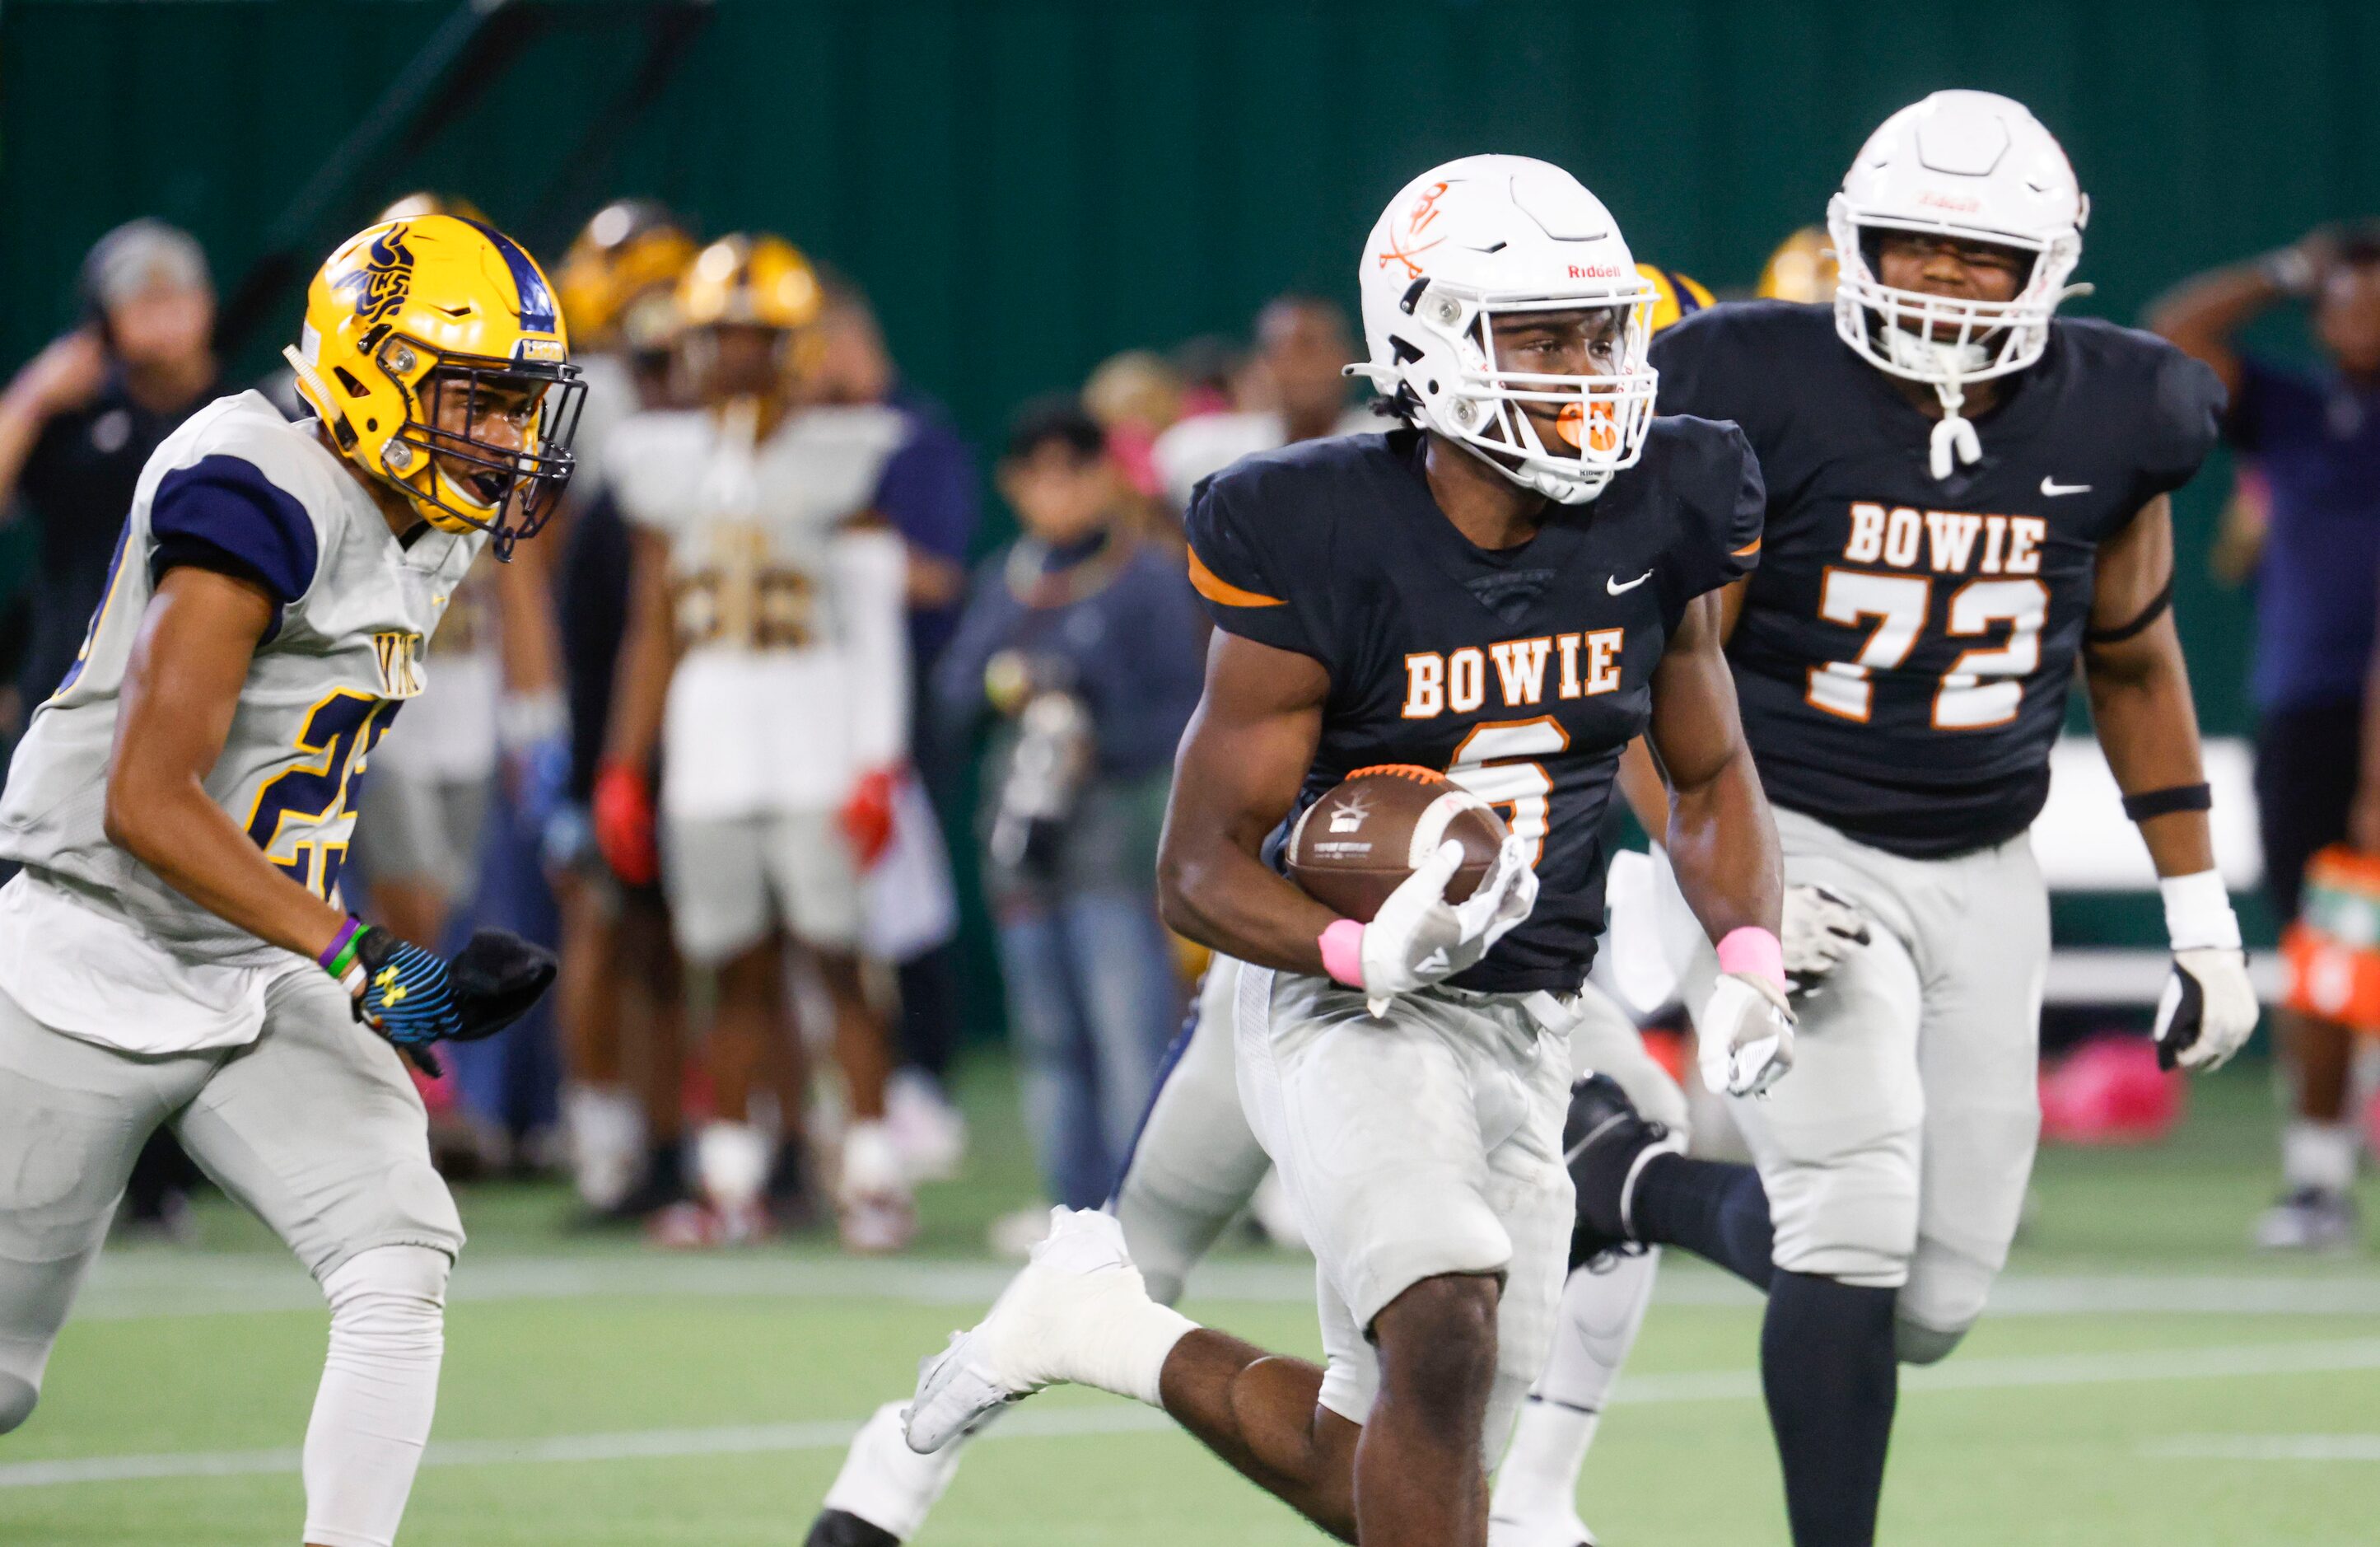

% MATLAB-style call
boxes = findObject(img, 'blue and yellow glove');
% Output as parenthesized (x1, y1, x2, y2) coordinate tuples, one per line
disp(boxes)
(320, 918, 557, 1074)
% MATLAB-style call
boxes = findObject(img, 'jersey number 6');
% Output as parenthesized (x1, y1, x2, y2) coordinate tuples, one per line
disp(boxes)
(1447, 716, 1570, 867)
(1806, 568, 2048, 730)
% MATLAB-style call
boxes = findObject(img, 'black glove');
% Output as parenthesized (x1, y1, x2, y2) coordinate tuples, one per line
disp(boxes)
(353, 927, 555, 1077)
(449, 928, 559, 1041)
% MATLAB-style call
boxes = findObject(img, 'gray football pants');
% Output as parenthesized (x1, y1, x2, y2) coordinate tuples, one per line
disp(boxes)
(0, 971, 463, 1430)
(1688, 805, 2049, 1364)
(1113, 960, 1684, 1311)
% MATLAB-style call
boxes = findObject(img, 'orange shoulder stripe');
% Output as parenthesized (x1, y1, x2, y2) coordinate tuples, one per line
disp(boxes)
(1732, 537, 1762, 557)
(1188, 547, 1285, 608)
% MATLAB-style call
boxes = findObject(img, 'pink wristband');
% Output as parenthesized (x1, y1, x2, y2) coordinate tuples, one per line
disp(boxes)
(1318, 918, 1367, 988)
(1715, 926, 1787, 993)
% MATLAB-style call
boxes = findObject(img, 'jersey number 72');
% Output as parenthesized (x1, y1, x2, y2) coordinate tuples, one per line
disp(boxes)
(1805, 568, 2049, 730)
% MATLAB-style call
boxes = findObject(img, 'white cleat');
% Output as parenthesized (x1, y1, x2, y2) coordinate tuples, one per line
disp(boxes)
(903, 1208, 1157, 1453)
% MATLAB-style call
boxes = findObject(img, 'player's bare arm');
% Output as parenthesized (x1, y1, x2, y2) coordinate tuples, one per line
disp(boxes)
(103, 565, 351, 962)
(2144, 233, 2336, 399)
(604, 526, 678, 773)
(1155, 629, 1338, 976)
(1645, 589, 1782, 941)
(589, 526, 677, 881)
(2079, 491, 2258, 1073)
(2079, 493, 2215, 876)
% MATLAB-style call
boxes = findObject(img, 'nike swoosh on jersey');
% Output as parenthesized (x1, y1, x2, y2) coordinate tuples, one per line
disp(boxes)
(1607, 570, 1654, 595)
(2040, 477, 2093, 496)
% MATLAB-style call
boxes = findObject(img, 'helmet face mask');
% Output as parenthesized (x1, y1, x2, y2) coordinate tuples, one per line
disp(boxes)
(1832, 201, 2078, 392)
(1351, 157, 1659, 505)
(390, 348, 586, 552)
(286, 216, 584, 557)
(1424, 288, 1659, 503)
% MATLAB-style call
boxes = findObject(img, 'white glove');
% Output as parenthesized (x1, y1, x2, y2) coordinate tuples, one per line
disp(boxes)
(1357, 836, 1538, 1012)
(1780, 883, 1869, 993)
(1696, 972, 1796, 1097)
(2152, 871, 2258, 1073)
(2153, 948, 2258, 1072)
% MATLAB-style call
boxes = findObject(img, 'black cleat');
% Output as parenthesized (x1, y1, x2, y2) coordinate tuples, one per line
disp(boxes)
(1564, 1073, 1682, 1270)
(804, 1507, 902, 1547)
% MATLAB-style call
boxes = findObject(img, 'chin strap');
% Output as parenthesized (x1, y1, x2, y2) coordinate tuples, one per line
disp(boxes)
(282, 345, 359, 452)
(1929, 381, 1982, 479)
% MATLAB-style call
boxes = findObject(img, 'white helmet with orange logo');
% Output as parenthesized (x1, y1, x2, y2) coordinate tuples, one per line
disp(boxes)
(1348, 155, 1657, 505)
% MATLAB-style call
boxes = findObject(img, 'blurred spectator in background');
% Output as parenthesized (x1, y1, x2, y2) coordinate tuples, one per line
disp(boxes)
(549, 199, 699, 1222)
(934, 398, 1203, 1230)
(2153, 222, 2380, 1250)
(1152, 295, 1370, 512)
(0, 219, 218, 722)
(0, 217, 219, 1236)
(1169, 334, 1244, 421)
(808, 269, 977, 1185)
(1084, 349, 1185, 516)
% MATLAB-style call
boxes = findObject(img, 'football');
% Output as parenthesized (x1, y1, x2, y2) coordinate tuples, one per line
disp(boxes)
(1284, 764, 1510, 923)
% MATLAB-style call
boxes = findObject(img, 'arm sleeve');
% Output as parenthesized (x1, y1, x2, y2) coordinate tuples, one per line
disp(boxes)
(871, 420, 979, 565)
(2130, 345, 2228, 509)
(146, 454, 321, 615)
(1182, 470, 1321, 658)
(1673, 422, 1767, 601)
(830, 525, 912, 769)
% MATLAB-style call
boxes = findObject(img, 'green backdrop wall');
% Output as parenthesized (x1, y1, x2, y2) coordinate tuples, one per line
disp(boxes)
(12, 0, 2380, 731)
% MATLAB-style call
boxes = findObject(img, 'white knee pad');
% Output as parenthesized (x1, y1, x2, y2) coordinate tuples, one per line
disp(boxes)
(1893, 1239, 1996, 1366)
(304, 1245, 451, 1547)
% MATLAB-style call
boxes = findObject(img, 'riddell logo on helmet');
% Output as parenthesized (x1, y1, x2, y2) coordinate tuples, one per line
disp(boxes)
(1567, 264, 1625, 278)
(1917, 190, 1982, 213)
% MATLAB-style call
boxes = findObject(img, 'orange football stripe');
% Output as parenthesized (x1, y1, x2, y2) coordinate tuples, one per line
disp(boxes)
(1188, 548, 1286, 608)
(1733, 537, 1762, 557)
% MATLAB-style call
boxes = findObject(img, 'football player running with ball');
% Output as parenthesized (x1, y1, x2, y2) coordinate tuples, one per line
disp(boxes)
(1554, 91, 2258, 1547)
(0, 215, 572, 1546)
(899, 155, 1791, 1547)
(806, 270, 1715, 1547)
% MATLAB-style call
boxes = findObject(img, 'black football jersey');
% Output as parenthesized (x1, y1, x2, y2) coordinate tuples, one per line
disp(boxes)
(1184, 423, 1762, 993)
(1650, 301, 2224, 858)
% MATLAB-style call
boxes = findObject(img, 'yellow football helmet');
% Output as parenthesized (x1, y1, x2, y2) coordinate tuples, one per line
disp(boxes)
(557, 199, 698, 353)
(1638, 264, 1716, 333)
(676, 234, 822, 332)
(284, 214, 584, 558)
(1757, 226, 1840, 303)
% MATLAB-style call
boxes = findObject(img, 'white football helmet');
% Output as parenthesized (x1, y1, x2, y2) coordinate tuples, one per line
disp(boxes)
(1349, 155, 1657, 505)
(1827, 91, 2088, 477)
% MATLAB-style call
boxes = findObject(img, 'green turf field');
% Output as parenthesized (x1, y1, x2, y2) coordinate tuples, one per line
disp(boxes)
(7, 1059, 2378, 1546)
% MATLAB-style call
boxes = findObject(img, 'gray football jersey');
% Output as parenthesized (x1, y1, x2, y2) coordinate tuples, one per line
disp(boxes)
(0, 391, 483, 967)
